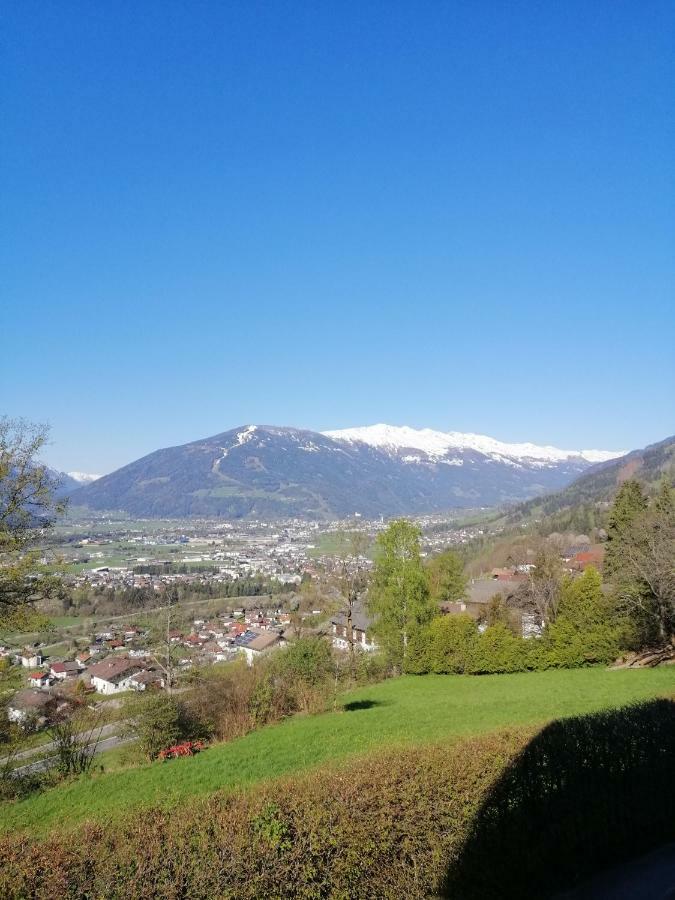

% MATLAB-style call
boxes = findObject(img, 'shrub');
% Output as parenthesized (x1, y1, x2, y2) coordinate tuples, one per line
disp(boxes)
(0, 729, 529, 899)
(469, 624, 528, 674)
(445, 699, 675, 898)
(125, 693, 183, 760)
(542, 568, 620, 668)
(427, 614, 478, 673)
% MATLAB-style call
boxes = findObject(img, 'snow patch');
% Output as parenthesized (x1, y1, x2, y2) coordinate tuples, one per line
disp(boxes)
(67, 471, 101, 483)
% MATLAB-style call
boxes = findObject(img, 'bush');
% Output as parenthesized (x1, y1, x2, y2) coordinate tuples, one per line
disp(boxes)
(469, 624, 528, 674)
(445, 699, 675, 898)
(272, 635, 334, 686)
(427, 614, 478, 674)
(0, 729, 529, 899)
(541, 568, 620, 668)
(179, 638, 377, 743)
(125, 694, 183, 760)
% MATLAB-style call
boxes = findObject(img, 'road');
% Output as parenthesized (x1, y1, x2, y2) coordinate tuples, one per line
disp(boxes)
(10, 733, 135, 776)
(1, 721, 121, 766)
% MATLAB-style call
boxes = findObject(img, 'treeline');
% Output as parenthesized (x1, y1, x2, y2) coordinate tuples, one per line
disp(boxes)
(66, 577, 295, 617)
(406, 568, 619, 675)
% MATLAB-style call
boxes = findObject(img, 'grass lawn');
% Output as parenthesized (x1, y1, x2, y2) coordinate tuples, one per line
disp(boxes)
(1, 666, 674, 836)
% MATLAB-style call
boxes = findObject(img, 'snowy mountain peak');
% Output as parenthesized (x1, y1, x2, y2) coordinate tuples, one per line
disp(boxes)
(67, 471, 101, 484)
(322, 424, 624, 466)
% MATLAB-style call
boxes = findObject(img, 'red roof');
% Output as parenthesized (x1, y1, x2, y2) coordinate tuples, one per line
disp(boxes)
(573, 550, 604, 563)
(50, 662, 66, 673)
(29, 671, 46, 679)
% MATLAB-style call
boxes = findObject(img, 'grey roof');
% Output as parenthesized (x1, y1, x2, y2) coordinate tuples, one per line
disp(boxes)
(331, 603, 372, 632)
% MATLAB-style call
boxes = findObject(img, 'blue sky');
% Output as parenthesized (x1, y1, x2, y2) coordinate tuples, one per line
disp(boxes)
(2, 1, 673, 473)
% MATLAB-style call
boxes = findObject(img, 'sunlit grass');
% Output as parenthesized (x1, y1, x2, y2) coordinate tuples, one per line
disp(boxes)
(1, 666, 673, 836)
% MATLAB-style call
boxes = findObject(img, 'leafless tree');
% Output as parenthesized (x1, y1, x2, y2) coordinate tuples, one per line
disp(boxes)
(331, 531, 370, 675)
(150, 585, 180, 693)
(49, 710, 104, 776)
(523, 542, 564, 626)
(0, 418, 66, 629)
(613, 506, 675, 645)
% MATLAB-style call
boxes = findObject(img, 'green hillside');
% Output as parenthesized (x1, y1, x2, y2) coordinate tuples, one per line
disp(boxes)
(2, 667, 674, 837)
(508, 434, 675, 532)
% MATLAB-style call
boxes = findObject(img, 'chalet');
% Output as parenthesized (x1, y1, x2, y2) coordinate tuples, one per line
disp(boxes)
(28, 671, 50, 688)
(331, 605, 378, 652)
(87, 657, 146, 695)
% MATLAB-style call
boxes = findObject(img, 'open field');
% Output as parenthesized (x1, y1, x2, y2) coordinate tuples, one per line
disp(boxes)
(2, 666, 673, 836)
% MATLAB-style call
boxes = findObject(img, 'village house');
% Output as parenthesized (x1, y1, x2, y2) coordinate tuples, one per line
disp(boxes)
(234, 629, 282, 665)
(7, 690, 54, 725)
(87, 657, 148, 694)
(27, 671, 50, 688)
(129, 669, 163, 691)
(19, 649, 43, 668)
(49, 660, 81, 681)
(330, 606, 378, 652)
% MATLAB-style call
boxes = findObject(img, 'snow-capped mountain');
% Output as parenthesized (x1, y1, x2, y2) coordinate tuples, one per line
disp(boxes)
(70, 424, 626, 519)
(324, 424, 623, 467)
(66, 471, 101, 484)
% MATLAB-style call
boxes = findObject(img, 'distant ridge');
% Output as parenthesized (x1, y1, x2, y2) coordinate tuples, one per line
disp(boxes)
(509, 434, 675, 524)
(68, 423, 626, 519)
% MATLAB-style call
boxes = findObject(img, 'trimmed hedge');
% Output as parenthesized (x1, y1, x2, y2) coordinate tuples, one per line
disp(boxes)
(444, 697, 675, 898)
(1, 700, 675, 899)
(0, 731, 529, 899)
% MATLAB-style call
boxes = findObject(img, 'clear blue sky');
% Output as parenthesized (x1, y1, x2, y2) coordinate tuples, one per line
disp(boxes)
(2, 1, 673, 473)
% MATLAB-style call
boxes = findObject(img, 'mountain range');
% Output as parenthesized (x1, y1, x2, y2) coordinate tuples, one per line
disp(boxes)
(66, 424, 625, 519)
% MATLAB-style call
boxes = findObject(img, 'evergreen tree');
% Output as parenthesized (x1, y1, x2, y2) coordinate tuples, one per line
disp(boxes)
(654, 478, 675, 516)
(604, 479, 647, 578)
(368, 520, 435, 670)
(544, 567, 620, 667)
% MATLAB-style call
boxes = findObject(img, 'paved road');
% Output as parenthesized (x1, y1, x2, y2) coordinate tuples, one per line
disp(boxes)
(10, 733, 135, 777)
(0, 721, 121, 766)
(557, 845, 675, 900)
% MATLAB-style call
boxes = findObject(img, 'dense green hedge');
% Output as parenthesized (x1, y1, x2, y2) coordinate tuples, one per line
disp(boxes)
(445, 698, 675, 898)
(1, 700, 674, 899)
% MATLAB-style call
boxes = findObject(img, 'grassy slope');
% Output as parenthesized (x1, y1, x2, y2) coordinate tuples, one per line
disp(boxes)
(2, 667, 674, 835)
